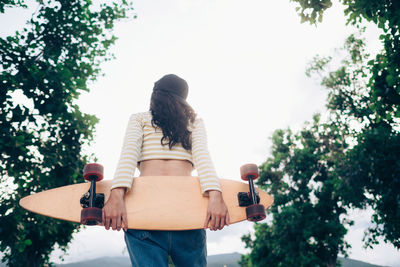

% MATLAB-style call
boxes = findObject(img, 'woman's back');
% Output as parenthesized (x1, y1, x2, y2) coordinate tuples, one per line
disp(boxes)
(112, 110, 221, 195)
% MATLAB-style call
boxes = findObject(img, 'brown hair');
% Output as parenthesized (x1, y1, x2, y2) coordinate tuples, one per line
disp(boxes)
(150, 75, 197, 150)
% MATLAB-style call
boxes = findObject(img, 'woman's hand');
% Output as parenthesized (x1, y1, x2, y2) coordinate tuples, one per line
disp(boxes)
(204, 190, 230, 231)
(102, 187, 128, 231)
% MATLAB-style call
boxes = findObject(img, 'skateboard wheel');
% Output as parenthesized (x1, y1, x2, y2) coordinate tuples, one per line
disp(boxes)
(83, 163, 104, 182)
(246, 204, 266, 222)
(81, 207, 102, 225)
(240, 164, 259, 181)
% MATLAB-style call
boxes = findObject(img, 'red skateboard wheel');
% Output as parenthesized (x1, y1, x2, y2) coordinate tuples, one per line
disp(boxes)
(246, 204, 266, 222)
(240, 164, 259, 181)
(81, 207, 102, 225)
(83, 163, 104, 182)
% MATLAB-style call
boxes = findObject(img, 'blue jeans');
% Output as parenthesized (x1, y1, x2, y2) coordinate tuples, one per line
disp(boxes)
(124, 229, 207, 267)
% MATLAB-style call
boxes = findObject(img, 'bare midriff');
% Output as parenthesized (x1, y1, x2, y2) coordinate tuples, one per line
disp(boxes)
(138, 159, 194, 176)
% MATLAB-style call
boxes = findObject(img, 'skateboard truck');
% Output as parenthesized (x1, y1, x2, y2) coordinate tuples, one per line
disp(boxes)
(238, 191, 260, 207)
(238, 164, 266, 222)
(80, 163, 104, 226)
(80, 191, 104, 209)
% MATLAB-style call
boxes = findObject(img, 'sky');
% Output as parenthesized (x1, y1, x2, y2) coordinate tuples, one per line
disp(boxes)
(1, 0, 400, 266)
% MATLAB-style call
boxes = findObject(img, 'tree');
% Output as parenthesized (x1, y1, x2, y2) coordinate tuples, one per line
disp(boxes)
(240, 115, 351, 267)
(0, 1, 134, 266)
(242, 1, 400, 264)
(306, 29, 400, 249)
(291, 0, 400, 248)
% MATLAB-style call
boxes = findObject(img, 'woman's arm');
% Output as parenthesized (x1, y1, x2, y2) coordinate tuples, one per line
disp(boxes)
(191, 118, 230, 230)
(191, 118, 221, 195)
(103, 113, 143, 231)
(111, 113, 143, 190)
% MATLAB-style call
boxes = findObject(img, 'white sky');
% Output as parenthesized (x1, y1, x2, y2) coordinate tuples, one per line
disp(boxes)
(1, 0, 400, 266)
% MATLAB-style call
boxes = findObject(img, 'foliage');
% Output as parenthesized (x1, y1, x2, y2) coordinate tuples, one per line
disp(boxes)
(288, 0, 400, 250)
(242, 1, 400, 265)
(291, 1, 400, 124)
(0, 0, 26, 13)
(240, 115, 351, 267)
(305, 11, 400, 248)
(340, 126, 400, 248)
(0, 1, 134, 266)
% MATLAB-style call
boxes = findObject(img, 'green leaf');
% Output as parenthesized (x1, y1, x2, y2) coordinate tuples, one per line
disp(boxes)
(385, 75, 395, 87)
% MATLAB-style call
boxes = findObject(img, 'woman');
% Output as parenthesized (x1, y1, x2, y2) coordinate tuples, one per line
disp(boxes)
(103, 74, 230, 267)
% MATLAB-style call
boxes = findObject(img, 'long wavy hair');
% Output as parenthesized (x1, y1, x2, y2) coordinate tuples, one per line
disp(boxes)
(150, 88, 197, 151)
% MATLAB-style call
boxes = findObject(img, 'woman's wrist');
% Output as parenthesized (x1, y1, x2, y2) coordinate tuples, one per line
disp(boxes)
(110, 187, 126, 198)
(208, 190, 222, 199)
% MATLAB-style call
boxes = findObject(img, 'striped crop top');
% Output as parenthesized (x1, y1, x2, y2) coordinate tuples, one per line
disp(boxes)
(111, 111, 221, 195)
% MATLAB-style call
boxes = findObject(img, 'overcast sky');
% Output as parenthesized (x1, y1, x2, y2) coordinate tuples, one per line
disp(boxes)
(2, 0, 400, 266)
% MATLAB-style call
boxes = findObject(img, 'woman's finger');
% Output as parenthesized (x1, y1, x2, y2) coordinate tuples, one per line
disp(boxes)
(226, 211, 230, 226)
(215, 215, 222, 230)
(116, 215, 122, 231)
(104, 212, 111, 230)
(102, 209, 106, 227)
(204, 212, 211, 229)
(111, 215, 118, 230)
(214, 215, 221, 231)
(210, 214, 217, 231)
(122, 212, 128, 231)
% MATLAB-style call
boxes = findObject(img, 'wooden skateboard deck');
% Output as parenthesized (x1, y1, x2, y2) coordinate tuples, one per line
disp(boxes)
(20, 176, 273, 230)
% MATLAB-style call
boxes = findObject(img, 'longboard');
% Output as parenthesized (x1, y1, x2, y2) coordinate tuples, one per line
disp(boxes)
(20, 175, 273, 230)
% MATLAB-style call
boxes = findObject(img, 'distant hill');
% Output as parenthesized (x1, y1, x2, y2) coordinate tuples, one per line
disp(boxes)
(0, 253, 389, 266)
(340, 257, 388, 267)
(207, 252, 241, 267)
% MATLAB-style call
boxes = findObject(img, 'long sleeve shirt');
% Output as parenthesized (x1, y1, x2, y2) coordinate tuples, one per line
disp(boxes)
(111, 111, 221, 195)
